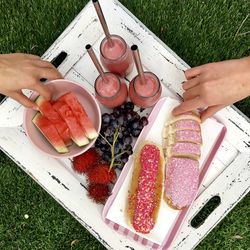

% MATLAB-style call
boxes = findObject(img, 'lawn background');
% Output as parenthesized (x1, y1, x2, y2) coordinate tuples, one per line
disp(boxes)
(0, 0, 249, 249)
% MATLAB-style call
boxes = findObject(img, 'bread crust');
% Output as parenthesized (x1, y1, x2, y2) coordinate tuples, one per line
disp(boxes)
(126, 141, 165, 234)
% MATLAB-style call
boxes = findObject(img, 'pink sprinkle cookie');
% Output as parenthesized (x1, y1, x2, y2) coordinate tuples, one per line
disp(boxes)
(128, 143, 163, 234)
(165, 157, 199, 209)
(167, 142, 200, 159)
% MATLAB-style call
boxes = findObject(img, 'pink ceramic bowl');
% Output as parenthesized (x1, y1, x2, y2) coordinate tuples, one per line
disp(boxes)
(23, 79, 101, 158)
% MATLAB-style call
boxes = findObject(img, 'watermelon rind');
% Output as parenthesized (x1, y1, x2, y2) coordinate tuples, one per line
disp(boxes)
(32, 112, 69, 154)
(35, 96, 72, 146)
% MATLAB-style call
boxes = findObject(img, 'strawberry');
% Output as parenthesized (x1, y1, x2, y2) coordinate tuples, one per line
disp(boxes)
(72, 148, 101, 174)
(87, 163, 117, 185)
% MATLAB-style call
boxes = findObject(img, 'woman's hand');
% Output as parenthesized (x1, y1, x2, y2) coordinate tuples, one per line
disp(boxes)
(0, 53, 62, 109)
(172, 56, 250, 121)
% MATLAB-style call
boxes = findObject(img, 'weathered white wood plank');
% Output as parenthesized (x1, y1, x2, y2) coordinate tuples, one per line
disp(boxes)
(214, 107, 250, 153)
(214, 139, 239, 166)
(198, 158, 227, 195)
(42, 2, 103, 75)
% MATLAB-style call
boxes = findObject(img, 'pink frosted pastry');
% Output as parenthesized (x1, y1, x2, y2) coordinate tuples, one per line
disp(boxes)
(166, 112, 201, 125)
(127, 142, 164, 234)
(163, 119, 201, 139)
(166, 142, 201, 160)
(164, 157, 199, 209)
(172, 119, 200, 132)
(170, 130, 202, 145)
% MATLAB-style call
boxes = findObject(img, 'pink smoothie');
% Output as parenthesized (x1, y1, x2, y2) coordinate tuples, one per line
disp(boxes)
(129, 72, 162, 108)
(95, 73, 128, 108)
(100, 35, 133, 77)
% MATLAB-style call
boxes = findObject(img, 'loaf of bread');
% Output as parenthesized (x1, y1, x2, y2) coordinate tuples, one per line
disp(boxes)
(163, 112, 202, 209)
(126, 142, 164, 234)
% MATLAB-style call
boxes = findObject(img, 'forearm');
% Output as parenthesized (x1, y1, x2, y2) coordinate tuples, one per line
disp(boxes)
(241, 56, 250, 95)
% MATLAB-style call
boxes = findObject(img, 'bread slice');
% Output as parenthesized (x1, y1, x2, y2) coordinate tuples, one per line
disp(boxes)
(165, 111, 201, 127)
(169, 130, 202, 145)
(166, 119, 201, 134)
(164, 157, 199, 209)
(163, 142, 201, 160)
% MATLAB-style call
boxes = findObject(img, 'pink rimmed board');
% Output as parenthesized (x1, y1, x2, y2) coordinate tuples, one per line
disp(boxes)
(102, 97, 227, 249)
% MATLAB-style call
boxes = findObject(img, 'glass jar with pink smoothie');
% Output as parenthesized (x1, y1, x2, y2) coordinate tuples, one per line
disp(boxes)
(100, 35, 133, 78)
(129, 72, 162, 108)
(95, 72, 128, 108)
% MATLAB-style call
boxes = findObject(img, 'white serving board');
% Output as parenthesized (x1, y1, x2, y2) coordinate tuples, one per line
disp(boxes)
(0, 1, 250, 249)
(104, 97, 225, 248)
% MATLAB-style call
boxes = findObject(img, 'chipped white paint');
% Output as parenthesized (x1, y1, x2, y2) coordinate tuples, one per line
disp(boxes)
(0, 0, 249, 249)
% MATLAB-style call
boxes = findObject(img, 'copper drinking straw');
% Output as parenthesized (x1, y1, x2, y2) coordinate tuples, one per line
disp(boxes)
(92, 0, 113, 47)
(86, 44, 106, 80)
(131, 45, 146, 85)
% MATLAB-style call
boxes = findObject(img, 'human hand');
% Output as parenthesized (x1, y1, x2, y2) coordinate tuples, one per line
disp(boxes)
(0, 53, 62, 109)
(172, 56, 250, 122)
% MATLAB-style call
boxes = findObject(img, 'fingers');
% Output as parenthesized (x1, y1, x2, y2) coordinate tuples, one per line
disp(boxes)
(29, 82, 52, 100)
(172, 98, 205, 116)
(182, 77, 200, 90)
(182, 86, 200, 101)
(10, 91, 38, 109)
(24, 54, 41, 60)
(38, 67, 62, 80)
(32, 60, 56, 69)
(29, 68, 62, 100)
(185, 66, 203, 80)
(200, 105, 226, 122)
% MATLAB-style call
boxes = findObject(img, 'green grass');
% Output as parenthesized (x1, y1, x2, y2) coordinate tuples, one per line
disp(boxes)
(0, 0, 249, 249)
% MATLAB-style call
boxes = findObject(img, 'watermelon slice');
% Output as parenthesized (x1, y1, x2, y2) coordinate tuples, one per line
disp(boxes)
(58, 92, 98, 140)
(32, 113, 69, 154)
(35, 96, 72, 146)
(53, 101, 89, 147)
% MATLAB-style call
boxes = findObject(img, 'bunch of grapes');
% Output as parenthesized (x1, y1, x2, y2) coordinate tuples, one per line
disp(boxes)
(95, 102, 148, 169)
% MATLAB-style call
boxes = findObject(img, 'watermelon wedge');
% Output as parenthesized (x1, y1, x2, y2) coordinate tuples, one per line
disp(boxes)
(58, 92, 98, 140)
(35, 96, 72, 146)
(53, 101, 89, 147)
(32, 113, 69, 154)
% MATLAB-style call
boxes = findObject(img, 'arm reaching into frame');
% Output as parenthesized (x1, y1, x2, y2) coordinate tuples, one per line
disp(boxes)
(0, 53, 62, 109)
(172, 56, 250, 122)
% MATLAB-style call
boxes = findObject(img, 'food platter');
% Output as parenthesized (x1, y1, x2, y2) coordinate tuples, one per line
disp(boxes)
(103, 97, 226, 249)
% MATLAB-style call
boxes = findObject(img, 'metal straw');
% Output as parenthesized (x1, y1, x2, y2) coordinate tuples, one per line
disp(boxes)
(92, 0, 113, 47)
(131, 45, 146, 85)
(86, 44, 106, 80)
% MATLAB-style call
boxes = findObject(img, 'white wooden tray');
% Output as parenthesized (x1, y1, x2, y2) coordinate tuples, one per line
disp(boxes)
(0, 0, 250, 249)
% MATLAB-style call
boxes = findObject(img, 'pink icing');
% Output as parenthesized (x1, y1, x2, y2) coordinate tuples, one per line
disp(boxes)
(165, 158, 199, 208)
(171, 142, 200, 157)
(175, 130, 202, 144)
(175, 119, 200, 131)
(132, 144, 161, 234)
